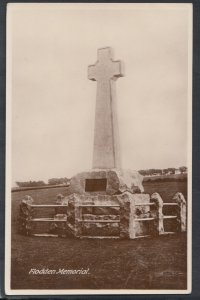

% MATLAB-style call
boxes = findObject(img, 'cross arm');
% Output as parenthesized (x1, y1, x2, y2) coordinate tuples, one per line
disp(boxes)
(88, 64, 97, 81)
(111, 60, 124, 80)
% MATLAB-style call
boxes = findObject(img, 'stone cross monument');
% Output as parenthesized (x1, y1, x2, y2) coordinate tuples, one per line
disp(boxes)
(19, 47, 186, 241)
(69, 47, 144, 196)
(88, 47, 124, 169)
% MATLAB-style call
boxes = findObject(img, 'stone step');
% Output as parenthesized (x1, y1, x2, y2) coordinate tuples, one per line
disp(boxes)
(29, 218, 66, 222)
(77, 219, 120, 223)
(163, 215, 177, 219)
(78, 204, 119, 207)
(80, 236, 120, 239)
(135, 217, 155, 221)
(163, 203, 178, 206)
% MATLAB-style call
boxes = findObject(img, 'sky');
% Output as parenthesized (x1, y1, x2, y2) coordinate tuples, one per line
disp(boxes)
(7, 3, 192, 186)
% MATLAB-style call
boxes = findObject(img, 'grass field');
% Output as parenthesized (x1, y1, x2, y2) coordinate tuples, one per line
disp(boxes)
(143, 173, 187, 182)
(11, 180, 188, 290)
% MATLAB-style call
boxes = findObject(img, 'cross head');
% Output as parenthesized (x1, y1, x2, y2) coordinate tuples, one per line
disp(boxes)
(88, 47, 124, 82)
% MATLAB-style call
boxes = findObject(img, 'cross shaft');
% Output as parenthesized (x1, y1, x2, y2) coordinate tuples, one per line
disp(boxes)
(88, 47, 124, 169)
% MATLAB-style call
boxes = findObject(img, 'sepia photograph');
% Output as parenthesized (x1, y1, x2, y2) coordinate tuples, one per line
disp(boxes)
(5, 3, 192, 295)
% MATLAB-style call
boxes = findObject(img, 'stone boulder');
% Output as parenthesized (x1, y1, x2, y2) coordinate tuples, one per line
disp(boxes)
(68, 168, 144, 195)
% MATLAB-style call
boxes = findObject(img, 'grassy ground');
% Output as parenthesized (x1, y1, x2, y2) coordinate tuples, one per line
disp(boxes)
(11, 181, 187, 290)
(11, 234, 187, 290)
(143, 180, 187, 202)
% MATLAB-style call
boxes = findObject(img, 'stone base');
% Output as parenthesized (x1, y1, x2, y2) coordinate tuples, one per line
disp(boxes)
(65, 192, 150, 239)
(68, 168, 144, 195)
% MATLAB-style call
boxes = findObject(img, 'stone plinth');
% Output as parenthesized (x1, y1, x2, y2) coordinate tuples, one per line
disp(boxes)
(68, 169, 144, 195)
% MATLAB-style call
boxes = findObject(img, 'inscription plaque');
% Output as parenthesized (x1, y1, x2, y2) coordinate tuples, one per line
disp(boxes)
(85, 178, 107, 192)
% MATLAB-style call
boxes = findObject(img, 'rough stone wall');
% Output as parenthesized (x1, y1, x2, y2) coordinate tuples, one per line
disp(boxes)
(65, 192, 151, 239)
(19, 191, 186, 239)
(66, 193, 121, 237)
